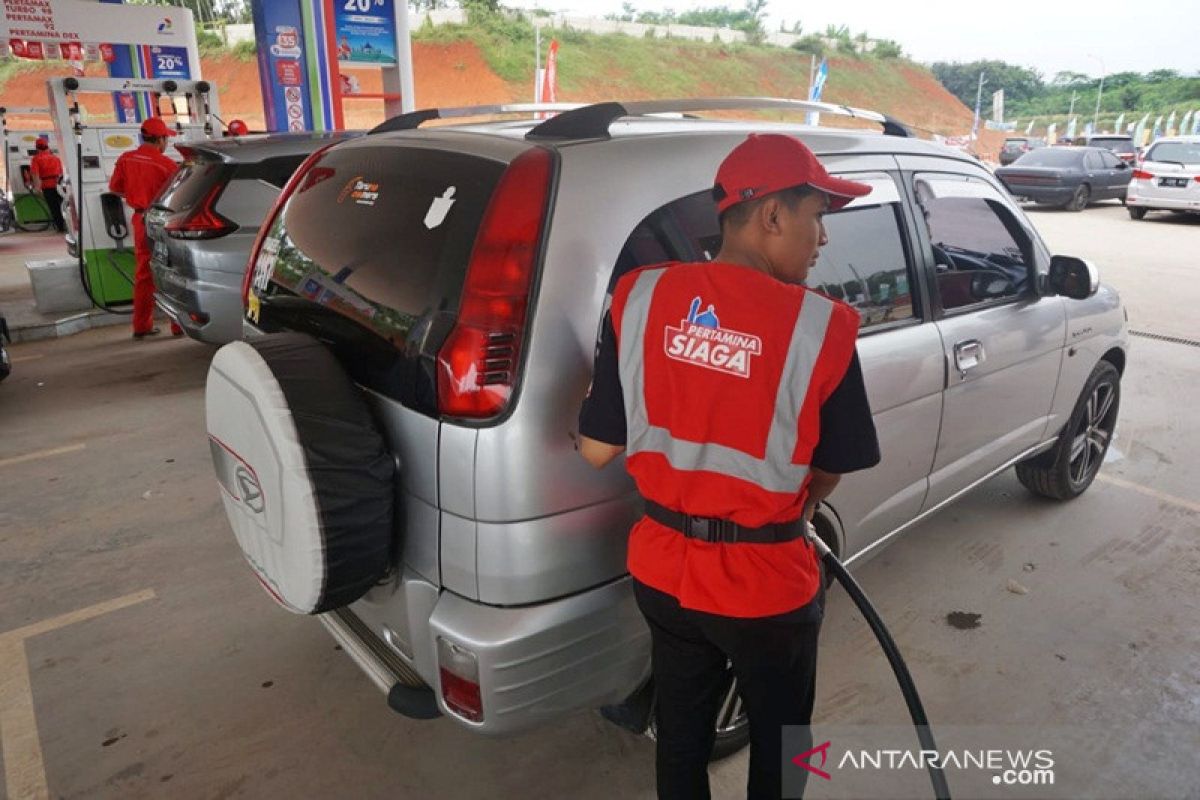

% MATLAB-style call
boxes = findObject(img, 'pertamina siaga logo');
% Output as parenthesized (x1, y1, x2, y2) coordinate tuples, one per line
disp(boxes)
(157, 18, 173, 33)
(337, 176, 380, 207)
(664, 296, 762, 378)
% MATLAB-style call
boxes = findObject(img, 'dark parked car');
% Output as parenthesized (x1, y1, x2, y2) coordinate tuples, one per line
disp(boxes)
(999, 136, 1046, 165)
(995, 146, 1131, 211)
(1075, 134, 1137, 165)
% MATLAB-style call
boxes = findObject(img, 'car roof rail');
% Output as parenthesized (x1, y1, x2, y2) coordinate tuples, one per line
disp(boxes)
(524, 97, 913, 141)
(369, 103, 585, 134)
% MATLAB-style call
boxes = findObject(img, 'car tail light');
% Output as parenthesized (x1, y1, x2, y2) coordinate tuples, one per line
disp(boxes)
(436, 147, 553, 418)
(1130, 169, 1154, 180)
(437, 637, 483, 722)
(164, 181, 237, 240)
(188, 311, 209, 324)
(241, 144, 336, 307)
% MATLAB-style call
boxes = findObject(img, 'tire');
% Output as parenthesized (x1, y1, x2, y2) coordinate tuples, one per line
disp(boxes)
(1015, 361, 1120, 500)
(1066, 184, 1091, 212)
(206, 333, 395, 614)
(1128, 206, 1147, 220)
(645, 666, 751, 762)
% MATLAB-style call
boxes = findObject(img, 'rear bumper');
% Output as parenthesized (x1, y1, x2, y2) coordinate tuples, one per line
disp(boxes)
(324, 573, 651, 735)
(1126, 190, 1200, 211)
(154, 268, 244, 344)
(1005, 185, 1073, 204)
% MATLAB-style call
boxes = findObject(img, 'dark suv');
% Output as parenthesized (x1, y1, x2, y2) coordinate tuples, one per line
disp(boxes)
(1079, 134, 1137, 165)
(999, 136, 1047, 165)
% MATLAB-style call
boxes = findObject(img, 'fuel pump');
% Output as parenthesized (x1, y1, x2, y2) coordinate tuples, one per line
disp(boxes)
(0, 106, 57, 232)
(46, 77, 219, 310)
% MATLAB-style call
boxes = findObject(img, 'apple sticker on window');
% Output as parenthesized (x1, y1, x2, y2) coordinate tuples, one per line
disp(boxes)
(424, 186, 456, 230)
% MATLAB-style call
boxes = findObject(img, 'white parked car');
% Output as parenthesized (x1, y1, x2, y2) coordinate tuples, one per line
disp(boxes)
(1126, 135, 1200, 219)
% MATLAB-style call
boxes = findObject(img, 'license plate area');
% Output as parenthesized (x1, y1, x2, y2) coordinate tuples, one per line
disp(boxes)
(1158, 177, 1190, 188)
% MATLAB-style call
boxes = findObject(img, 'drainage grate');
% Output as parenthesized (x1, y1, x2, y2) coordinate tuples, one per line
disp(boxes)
(1130, 330, 1200, 348)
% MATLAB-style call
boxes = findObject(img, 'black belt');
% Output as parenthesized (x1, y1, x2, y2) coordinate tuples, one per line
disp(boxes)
(644, 500, 805, 545)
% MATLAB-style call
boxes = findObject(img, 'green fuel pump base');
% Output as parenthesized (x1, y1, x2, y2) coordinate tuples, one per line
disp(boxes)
(807, 525, 952, 800)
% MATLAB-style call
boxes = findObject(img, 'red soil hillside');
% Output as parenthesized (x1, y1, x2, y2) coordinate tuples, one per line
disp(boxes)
(0, 42, 1003, 156)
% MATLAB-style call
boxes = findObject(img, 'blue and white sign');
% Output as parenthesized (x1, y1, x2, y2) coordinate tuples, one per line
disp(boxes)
(150, 45, 190, 79)
(334, 0, 397, 65)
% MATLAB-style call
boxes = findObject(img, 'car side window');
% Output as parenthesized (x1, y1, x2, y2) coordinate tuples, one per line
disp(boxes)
(1084, 151, 1104, 170)
(1099, 151, 1122, 169)
(614, 174, 915, 331)
(913, 174, 1034, 314)
(806, 173, 916, 330)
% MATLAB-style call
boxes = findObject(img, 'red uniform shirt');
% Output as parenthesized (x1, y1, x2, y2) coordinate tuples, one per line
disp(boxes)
(30, 151, 63, 190)
(600, 261, 863, 618)
(108, 144, 177, 211)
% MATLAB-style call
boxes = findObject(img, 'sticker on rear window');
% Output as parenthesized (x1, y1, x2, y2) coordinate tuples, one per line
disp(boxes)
(337, 176, 380, 207)
(424, 186, 456, 229)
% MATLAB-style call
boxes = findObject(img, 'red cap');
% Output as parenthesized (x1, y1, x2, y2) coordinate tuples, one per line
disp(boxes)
(227, 119, 249, 136)
(140, 117, 178, 138)
(714, 133, 872, 213)
(35, 137, 49, 150)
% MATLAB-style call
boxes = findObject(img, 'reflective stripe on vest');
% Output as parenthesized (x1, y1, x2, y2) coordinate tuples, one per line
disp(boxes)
(617, 266, 836, 494)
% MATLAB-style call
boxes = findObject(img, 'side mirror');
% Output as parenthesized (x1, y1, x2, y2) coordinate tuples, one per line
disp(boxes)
(1047, 255, 1099, 300)
(1115, 162, 1129, 170)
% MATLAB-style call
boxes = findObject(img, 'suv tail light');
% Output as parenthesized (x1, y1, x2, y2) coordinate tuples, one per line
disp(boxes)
(164, 181, 238, 240)
(241, 144, 336, 307)
(1131, 169, 1154, 180)
(436, 147, 553, 418)
(437, 637, 483, 722)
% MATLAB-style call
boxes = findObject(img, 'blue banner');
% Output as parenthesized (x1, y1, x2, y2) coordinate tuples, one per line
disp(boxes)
(149, 46, 191, 79)
(334, 0, 397, 65)
(253, 0, 315, 132)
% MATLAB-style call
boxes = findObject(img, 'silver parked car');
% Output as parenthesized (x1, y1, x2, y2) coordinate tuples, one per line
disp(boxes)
(1126, 135, 1200, 220)
(207, 99, 1129, 758)
(145, 132, 359, 344)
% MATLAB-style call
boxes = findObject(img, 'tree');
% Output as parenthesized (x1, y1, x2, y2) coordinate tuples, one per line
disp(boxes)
(932, 60, 1045, 107)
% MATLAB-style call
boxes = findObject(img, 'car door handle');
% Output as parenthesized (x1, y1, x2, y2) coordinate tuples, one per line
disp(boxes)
(954, 339, 985, 379)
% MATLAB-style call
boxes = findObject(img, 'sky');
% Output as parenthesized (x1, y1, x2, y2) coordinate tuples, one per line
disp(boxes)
(545, 0, 1200, 79)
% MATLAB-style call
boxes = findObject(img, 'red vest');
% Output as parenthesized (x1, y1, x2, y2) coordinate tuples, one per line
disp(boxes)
(611, 261, 859, 617)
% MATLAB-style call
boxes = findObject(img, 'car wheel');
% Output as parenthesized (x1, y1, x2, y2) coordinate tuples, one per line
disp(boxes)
(1066, 184, 1091, 212)
(1128, 206, 1147, 220)
(645, 665, 750, 762)
(1015, 361, 1120, 500)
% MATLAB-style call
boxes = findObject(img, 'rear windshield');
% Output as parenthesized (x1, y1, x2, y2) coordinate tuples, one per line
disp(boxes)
(1013, 149, 1081, 167)
(1146, 142, 1200, 165)
(251, 143, 507, 409)
(155, 155, 228, 213)
(1089, 137, 1135, 154)
(1003, 139, 1028, 149)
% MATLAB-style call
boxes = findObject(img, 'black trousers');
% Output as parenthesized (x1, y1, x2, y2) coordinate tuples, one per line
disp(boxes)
(42, 188, 65, 232)
(633, 578, 823, 800)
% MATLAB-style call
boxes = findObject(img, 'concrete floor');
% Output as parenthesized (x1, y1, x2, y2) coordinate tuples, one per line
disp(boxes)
(0, 203, 1197, 799)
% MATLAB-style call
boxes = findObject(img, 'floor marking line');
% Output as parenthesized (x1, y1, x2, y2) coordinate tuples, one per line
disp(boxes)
(0, 589, 157, 645)
(1096, 474, 1200, 514)
(0, 589, 156, 800)
(10, 354, 45, 364)
(0, 641, 51, 800)
(0, 443, 86, 470)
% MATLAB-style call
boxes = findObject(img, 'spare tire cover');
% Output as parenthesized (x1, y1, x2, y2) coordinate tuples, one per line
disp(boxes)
(206, 332, 394, 614)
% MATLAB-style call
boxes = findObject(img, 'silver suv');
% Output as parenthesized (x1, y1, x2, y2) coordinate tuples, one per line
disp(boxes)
(208, 99, 1128, 756)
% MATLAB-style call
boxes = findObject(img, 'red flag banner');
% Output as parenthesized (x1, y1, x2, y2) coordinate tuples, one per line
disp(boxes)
(541, 39, 558, 104)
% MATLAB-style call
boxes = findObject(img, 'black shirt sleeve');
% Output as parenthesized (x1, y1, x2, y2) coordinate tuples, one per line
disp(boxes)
(811, 351, 881, 474)
(578, 311, 627, 446)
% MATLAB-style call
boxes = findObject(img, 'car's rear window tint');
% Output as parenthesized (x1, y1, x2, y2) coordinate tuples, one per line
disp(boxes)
(1146, 142, 1200, 165)
(1090, 137, 1135, 154)
(1014, 149, 1081, 167)
(1003, 139, 1029, 149)
(250, 144, 508, 411)
(155, 155, 227, 213)
(232, 154, 308, 188)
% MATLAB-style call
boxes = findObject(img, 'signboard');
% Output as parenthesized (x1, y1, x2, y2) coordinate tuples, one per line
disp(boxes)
(334, 0, 396, 65)
(992, 89, 1004, 124)
(252, 0, 314, 132)
(149, 45, 190, 79)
